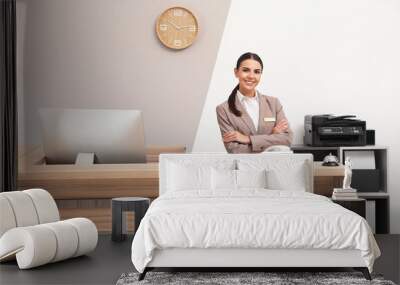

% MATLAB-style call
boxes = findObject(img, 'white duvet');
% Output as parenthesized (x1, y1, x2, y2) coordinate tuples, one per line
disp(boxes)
(131, 190, 380, 273)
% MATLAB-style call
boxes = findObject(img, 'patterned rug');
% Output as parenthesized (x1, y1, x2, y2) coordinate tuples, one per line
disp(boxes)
(116, 271, 396, 285)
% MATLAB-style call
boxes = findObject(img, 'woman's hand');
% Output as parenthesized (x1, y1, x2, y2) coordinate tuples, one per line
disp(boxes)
(223, 131, 251, 144)
(272, 119, 289, 134)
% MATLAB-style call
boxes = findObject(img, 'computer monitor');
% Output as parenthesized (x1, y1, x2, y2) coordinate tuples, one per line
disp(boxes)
(38, 108, 146, 164)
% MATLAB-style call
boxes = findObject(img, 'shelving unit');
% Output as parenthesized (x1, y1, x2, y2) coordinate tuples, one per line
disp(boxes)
(332, 198, 366, 218)
(339, 146, 387, 193)
(340, 146, 389, 234)
(292, 144, 389, 234)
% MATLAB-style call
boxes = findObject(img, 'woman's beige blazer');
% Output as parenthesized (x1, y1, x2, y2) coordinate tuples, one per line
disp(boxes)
(216, 93, 293, 153)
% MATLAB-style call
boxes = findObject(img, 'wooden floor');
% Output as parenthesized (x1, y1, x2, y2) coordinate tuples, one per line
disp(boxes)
(0, 235, 398, 285)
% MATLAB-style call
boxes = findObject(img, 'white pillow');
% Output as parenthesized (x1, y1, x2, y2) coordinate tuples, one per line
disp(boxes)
(211, 168, 236, 190)
(167, 162, 211, 191)
(236, 169, 267, 189)
(266, 162, 307, 191)
(167, 160, 236, 191)
(211, 169, 268, 190)
(237, 158, 309, 191)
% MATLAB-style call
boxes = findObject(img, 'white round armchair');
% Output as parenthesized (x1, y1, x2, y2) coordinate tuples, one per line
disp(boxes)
(0, 189, 98, 269)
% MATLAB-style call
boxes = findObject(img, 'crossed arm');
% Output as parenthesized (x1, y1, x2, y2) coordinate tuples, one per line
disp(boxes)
(216, 104, 293, 153)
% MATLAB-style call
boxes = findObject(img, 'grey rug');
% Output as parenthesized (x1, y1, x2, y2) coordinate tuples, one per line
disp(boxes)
(116, 271, 396, 285)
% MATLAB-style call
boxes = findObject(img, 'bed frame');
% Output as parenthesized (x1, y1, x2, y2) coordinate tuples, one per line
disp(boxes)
(138, 153, 372, 281)
(141, 248, 371, 280)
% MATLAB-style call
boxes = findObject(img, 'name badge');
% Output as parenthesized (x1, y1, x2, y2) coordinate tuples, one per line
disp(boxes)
(264, 117, 276, 122)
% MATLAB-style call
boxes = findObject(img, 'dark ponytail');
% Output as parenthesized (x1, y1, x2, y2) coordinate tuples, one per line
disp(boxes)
(228, 84, 241, 116)
(228, 52, 263, 117)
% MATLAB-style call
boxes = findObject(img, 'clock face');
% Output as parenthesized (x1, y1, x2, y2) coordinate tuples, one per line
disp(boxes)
(156, 7, 198, 50)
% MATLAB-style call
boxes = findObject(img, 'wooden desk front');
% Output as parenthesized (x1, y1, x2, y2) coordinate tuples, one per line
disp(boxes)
(19, 163, 159, 199)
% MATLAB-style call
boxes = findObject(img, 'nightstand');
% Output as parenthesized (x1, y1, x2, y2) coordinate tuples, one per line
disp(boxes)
(332, 198, 366, 218)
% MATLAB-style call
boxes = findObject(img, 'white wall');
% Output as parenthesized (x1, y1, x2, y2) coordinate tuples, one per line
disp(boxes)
(193, 0, 400, 233)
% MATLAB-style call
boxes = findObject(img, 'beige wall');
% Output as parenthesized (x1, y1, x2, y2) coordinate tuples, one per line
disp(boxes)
(17, 0, 231, 151)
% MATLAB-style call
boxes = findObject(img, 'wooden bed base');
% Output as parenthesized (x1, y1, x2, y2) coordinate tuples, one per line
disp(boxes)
(138, 267, 371, 281)
(138, 248, 372, 281)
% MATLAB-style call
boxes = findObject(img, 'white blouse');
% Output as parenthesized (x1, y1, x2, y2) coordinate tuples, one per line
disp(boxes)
(237, 90, 260, 131)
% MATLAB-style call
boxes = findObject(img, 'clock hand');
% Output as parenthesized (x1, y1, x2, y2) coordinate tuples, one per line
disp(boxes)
(167, 20, 181, 30)
(180, 25, 197, 31)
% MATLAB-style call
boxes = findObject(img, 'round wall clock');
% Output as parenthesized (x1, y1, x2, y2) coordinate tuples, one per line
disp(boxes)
(156, 7, 199, 50)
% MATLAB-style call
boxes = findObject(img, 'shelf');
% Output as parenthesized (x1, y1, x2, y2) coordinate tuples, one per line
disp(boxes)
(339, 145, 388, 150)
(331, 197, 366, 202)
(358, 192, 389, 199)
(291, 145, 338, 150)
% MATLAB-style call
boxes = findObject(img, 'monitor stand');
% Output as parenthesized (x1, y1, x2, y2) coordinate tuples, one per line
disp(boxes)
(75, 153, 96, 166)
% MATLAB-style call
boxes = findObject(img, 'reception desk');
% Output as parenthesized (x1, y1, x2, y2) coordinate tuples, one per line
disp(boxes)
(18, 146, 176, 232)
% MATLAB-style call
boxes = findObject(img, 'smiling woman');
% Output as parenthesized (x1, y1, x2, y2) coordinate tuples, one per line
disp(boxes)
(216, 52, 293, 153)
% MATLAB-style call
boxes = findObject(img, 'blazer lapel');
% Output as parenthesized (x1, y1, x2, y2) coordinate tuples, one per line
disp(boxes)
(258, 94, 275, 134)
(235, 95, 257, 134)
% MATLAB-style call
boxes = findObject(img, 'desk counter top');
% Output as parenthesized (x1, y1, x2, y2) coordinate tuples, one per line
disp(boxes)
(313, 162, 344, 176)
(19, 163, 159, 179)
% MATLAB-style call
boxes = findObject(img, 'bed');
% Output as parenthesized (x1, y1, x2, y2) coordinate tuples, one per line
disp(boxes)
(131, 153, 380, 280)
